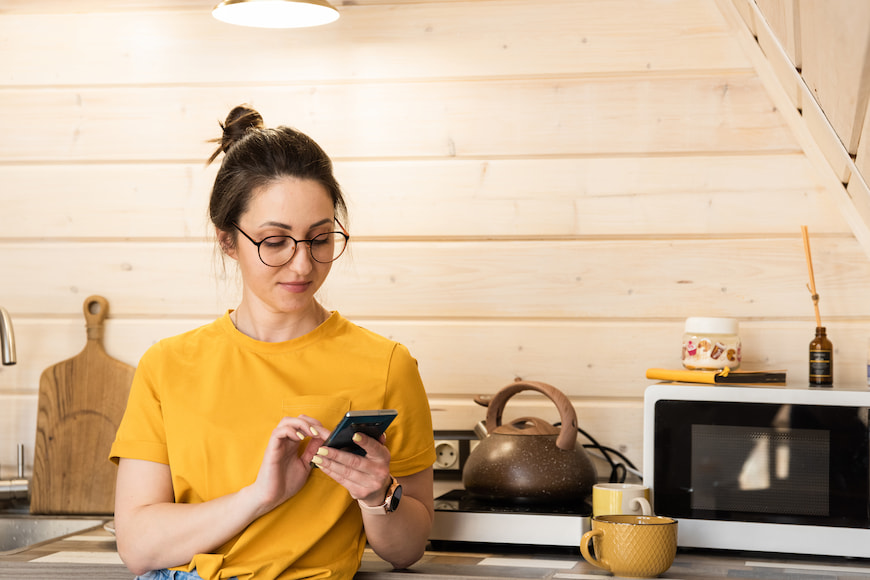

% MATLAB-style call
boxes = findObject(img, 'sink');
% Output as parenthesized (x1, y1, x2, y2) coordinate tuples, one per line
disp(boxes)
(0, 515, 105, 554)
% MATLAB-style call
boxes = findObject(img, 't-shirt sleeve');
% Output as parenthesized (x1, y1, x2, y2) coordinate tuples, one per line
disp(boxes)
(384, 342, 436, 477)
(109, 343, 170, 465)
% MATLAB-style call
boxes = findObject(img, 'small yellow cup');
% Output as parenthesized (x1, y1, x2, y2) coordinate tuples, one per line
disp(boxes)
(580, 514, 678, 578)
(592, 483, 652, 517)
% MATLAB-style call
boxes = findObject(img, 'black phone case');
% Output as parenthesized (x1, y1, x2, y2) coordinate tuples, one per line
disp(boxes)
(324, 411, 397, 456)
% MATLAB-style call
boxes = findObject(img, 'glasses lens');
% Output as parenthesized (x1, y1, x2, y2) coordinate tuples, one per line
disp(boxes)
(259, 236, 297, 267)
(310, 232, 347, 263)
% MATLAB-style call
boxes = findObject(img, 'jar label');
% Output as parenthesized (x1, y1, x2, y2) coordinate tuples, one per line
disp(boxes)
(682, 334, 741, 370)
(809, 350, 832, 379)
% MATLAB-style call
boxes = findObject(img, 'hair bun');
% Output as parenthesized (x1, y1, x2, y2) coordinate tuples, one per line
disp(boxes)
(207, 104, 265, 164)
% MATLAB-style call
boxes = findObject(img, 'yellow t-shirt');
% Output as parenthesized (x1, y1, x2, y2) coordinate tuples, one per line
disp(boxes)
(110, 311, 435, 580)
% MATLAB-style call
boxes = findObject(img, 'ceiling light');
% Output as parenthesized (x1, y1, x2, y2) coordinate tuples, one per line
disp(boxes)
(213, 0, 340, 29)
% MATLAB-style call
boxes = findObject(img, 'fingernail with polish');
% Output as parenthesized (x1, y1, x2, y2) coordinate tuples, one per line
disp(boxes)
(317, 447, 329, 456)
(309, 427, 319, 437)
(352, 433, 362, 442)
(296, 431, 306, 439)
(311, 456, 323, 465)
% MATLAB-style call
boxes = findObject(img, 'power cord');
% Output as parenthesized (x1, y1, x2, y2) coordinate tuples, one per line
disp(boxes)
(554, 422, 641, 483)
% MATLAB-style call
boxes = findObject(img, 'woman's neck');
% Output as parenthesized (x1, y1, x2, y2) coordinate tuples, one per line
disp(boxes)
(230, 302, 329, 342)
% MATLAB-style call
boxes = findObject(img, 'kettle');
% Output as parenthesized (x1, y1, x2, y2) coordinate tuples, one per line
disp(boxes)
(462, 380, 597, 503)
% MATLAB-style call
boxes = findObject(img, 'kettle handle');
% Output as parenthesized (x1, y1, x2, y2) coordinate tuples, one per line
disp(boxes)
(485, 380, 578, 451)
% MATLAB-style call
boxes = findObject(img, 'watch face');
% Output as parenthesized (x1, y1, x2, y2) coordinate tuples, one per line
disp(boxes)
(389, 484, 403, 511)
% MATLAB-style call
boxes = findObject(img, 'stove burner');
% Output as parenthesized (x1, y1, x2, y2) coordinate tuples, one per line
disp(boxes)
(435, 489, 592, 515)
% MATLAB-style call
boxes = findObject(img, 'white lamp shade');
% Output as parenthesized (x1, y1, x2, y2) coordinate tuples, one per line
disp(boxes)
(213, 0, 340, 29)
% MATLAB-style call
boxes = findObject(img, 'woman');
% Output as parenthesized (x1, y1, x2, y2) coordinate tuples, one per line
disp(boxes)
(110, 105, 436, 580)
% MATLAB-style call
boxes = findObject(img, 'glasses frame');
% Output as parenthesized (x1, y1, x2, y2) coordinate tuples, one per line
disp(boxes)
(231, 219, 350, 267)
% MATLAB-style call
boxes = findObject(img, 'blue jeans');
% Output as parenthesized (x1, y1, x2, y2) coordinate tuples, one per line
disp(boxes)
(136, 571, 203, 580)
(137, 570, 237, 580)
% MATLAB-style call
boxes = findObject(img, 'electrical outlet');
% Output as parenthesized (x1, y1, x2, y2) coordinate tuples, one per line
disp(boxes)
(433, 440, 460, 470)
(431, 430, 476, 480)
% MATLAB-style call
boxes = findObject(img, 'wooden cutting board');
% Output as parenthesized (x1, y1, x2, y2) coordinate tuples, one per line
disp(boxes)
(31, 296, 135, 515)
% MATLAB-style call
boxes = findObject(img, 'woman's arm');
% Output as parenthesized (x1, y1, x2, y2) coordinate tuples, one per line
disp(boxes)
(312, 433, 433, 569)
(359, 468, 434, 569)
(115, 416, 324, 576)
(114, 458, 263, 575)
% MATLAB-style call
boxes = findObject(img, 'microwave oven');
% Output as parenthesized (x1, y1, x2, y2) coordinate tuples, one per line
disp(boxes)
(644, 382, 870, 558)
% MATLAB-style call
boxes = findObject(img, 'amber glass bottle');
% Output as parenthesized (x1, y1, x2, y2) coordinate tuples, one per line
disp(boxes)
(809, 327, 833, 387)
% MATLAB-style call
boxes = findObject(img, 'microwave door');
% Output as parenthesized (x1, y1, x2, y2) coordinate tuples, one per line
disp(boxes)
(652, 400, 870, 529)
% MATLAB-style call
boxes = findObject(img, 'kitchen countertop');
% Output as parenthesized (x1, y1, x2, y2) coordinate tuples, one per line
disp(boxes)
(3, 522, 870, 579)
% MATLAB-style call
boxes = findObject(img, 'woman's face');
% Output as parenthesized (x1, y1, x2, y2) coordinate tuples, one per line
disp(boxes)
(228, 176, 337, 316)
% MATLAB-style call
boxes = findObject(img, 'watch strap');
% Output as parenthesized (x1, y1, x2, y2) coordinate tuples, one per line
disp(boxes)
(358, 475, 401, 515)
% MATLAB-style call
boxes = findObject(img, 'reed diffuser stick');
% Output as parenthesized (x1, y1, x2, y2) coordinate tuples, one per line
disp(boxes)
(801, 225, 822, 327)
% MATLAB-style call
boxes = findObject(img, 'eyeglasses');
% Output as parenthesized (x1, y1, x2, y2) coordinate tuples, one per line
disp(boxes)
(232, 220, 349, 267)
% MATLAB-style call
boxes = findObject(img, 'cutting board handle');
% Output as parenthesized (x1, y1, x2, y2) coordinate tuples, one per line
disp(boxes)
(83, 295, 109, 342)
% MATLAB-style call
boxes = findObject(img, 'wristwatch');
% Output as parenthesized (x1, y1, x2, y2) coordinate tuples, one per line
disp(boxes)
(358, 475, 402, 515)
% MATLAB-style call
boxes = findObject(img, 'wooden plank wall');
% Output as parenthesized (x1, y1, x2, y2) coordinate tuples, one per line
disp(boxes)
(1, 0, 868, 481)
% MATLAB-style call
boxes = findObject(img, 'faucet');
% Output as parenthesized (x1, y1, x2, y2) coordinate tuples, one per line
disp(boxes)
(0, 308, 25, 505)
(0, 444, 28, 504)
(0, 307, 15, 365)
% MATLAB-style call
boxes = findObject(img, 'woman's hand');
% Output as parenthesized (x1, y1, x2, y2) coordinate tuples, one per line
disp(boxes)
(310, 430, 392, 505)
(248, 414, 326, 515)
(298, 424, 435, 570)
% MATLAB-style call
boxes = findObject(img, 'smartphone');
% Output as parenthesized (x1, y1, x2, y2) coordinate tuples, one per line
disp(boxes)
(321, 409, 398, 457)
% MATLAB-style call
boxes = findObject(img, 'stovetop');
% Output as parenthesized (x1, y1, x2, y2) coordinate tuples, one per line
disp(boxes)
(430, 490, 592, 548)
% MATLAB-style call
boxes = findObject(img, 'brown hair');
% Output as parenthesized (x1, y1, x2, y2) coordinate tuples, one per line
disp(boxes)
(207, 104, 347, 249)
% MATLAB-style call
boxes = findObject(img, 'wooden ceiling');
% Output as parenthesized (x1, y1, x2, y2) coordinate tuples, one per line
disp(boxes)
(721, 0, 870, 260)
(753, 0, 870, 164)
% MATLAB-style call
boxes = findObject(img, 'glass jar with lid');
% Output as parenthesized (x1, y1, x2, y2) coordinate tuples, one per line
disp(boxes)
(681, 317, 741, 370)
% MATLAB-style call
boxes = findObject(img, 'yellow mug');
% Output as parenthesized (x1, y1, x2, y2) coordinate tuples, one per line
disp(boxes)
(580, 514, 678, 578)
(592, 483, 652, 517)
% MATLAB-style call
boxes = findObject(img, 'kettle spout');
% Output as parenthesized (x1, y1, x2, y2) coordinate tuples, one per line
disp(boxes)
(0, 307, 17, 366)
